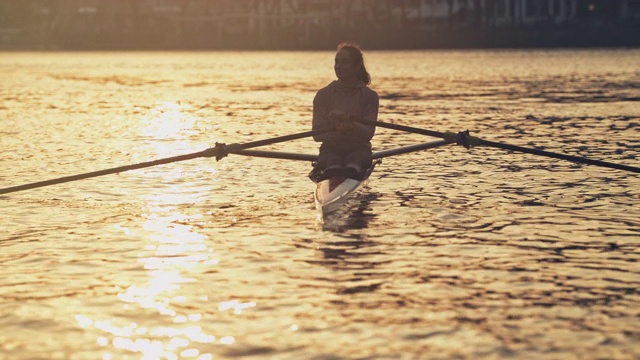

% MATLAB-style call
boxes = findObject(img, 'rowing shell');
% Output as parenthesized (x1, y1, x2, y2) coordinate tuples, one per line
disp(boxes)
(241, 140, 451, 214)
(314, 162, 377, 214)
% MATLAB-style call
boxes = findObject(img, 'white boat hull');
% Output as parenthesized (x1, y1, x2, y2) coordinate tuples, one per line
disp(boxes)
(313, 162, 377, 214)
(315, 177, 367, 214)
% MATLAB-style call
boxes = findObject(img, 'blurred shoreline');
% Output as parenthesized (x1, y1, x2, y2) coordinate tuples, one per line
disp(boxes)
(3, 0, 640, 51)
(2, 26, 639, 51)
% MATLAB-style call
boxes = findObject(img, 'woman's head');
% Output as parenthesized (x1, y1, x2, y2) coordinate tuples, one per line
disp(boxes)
(334, 42, 371, 86)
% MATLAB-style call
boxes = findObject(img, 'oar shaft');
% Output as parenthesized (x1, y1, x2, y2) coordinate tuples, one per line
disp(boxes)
(364, 120, 466, 144)
(370, 120, 639, 173)
(0, 149, 212, 195)
(370, 120, 447, 139)
(231, 129, 328, 152)
(480, 139, 640, 173)
(0, 128, 333, 195)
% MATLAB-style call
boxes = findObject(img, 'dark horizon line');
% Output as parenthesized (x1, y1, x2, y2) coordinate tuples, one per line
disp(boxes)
(3, 41, 638, 52)
(3, 23, 640, 52)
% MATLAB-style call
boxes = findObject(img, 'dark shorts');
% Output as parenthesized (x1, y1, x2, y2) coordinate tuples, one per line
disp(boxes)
(317, 142, 372, 171)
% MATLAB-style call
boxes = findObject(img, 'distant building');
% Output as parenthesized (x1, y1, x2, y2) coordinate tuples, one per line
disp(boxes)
(0, 0, 639, 49)
(403, 0, 639, 28)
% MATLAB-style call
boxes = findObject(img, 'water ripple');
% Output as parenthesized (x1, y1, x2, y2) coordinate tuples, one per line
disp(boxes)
(0, 50, 639, 360)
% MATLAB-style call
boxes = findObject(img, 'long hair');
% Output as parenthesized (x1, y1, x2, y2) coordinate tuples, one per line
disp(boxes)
(337, 42, 371, 86)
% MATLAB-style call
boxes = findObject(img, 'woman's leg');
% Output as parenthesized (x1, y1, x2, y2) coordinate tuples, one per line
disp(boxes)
(345, 147, 372, 173)
(317, 144, 344, 171)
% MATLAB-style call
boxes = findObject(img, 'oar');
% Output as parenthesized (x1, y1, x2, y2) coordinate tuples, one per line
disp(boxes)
(474, 138, 640, 173)
(0, 128, 331, 195)
(368, 120, 640, 174)
(366, 120, 463, 143)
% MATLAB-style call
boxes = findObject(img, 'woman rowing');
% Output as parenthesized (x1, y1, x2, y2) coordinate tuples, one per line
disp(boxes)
(312, 42, 379, 181)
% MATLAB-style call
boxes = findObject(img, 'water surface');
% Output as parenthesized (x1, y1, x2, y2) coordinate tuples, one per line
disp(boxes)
(1, 49, 639, 359)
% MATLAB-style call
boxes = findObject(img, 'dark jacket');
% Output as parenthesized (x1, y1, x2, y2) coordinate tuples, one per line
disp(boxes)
(312, 81, 379, 149)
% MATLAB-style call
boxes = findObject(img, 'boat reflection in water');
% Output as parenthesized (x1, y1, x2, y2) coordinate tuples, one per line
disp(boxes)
(318, 191, 380, 232)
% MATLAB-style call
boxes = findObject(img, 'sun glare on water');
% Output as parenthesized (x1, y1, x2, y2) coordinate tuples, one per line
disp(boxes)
(69, 101, 240, 358)
(139, 101, 199, 141)
(125, 100, 222, 202)
(73, 208, 234, 358)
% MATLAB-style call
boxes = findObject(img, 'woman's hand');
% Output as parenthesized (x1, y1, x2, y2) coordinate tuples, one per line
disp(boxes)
(329, 110, 351, 123)
(330, 110, 355, 132)
(335, 121, 354, 132)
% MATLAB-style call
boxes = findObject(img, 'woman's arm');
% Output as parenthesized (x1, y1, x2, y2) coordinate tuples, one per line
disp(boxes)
(350, 91, 378, 141)
(312, 92, 329, 142)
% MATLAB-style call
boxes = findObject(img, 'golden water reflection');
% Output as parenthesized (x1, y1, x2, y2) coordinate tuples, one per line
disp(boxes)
(72, 103, 241, 359)
(75, 205, 223, 359)
(3, 50, 637, 359)
(139, 101, 200, 142)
